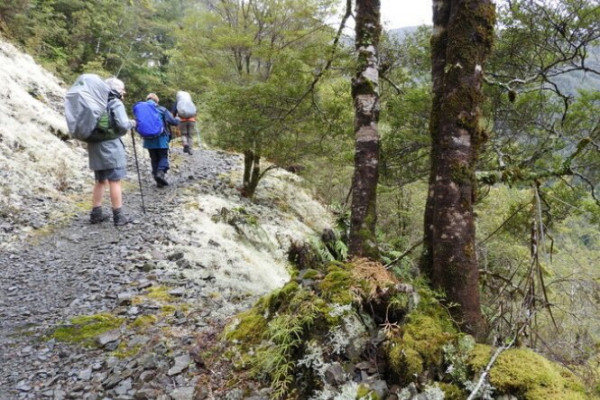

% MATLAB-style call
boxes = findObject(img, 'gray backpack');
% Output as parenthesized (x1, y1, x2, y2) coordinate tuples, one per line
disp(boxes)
(65, 74, 111, 142)
(176, 91, 197, 118)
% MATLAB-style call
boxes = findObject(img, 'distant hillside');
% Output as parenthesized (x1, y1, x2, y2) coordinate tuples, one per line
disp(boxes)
(387, 26, 420, 40)
(552, 47, 600, 95)
(386, 26, 600, 95)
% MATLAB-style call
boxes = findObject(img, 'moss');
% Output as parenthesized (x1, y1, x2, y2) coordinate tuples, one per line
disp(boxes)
(386, 299, 457, 384)
(111, 342, 142, 359)
(145, 286, 175, 302)
(221, 276, 345, 398)
(388, 292, 410, 312)
(388, 344, 424, 383)
(302, 269, 321, 280)
(356, 383, 381, 399)
(130, 314, 158, 329)
(468, 346, 588, 399)
(224, 309, 267, 345)
(259, 280, 300, 315)
(438, 382, 465, 400)
(403, 314, 455, 366)
(469, 343, 493, 371)
(450, 160, 474, 185)
(49, 313, 124, 347)
(161, 304, 177, 314)
(319, 266, 355, 305)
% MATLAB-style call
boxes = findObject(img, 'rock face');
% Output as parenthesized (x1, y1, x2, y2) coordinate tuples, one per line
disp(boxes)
(0, 40, 89, 248)
(0, 37, 333, 399)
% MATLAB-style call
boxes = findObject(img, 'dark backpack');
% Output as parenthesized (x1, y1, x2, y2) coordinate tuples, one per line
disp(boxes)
(132, 101, 164, 138)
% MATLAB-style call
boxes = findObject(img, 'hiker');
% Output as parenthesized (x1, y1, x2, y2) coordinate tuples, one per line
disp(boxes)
(173, 91, 197, 155)
(141, 93, 179, 187)
(88, 77, 136, 226)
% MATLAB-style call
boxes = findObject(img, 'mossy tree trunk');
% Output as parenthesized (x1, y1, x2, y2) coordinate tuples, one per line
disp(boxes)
(349, 0, 381, 259)
(422, 0, 496, 338)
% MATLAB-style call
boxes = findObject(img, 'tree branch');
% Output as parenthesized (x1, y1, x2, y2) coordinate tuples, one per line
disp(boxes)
(467, 315, 533, 400)
(384, 239, 423, 269)
(281, 0, 353, 119)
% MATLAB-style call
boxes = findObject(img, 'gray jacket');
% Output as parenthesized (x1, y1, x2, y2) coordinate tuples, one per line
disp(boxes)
(88, 98, 135, 171)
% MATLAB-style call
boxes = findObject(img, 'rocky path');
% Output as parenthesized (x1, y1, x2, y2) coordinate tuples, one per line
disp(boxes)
(0, 146, 253, 400)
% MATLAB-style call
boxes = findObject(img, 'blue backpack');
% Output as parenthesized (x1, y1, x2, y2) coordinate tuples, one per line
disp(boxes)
(133, 101, 164, 138)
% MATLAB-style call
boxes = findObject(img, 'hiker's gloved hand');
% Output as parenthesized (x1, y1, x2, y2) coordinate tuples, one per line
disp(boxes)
(130, 120, 137, 129)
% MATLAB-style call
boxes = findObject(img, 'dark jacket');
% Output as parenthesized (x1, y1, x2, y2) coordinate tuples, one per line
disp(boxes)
(142, 100, 180, 149)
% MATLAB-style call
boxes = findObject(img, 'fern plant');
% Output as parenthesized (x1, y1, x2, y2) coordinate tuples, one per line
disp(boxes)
(252, 292, 321, 399)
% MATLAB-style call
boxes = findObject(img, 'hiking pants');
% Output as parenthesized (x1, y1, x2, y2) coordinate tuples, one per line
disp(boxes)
(147, 148, 169, 176)
(180, 121, 196, 148)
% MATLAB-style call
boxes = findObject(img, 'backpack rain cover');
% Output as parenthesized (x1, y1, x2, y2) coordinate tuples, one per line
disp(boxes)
(65, 74, 110, 141)
(133, 101, 164, 138)
(175, 91, 197, 118)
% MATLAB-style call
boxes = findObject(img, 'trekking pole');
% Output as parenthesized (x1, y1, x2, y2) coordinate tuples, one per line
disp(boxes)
(130, 128, 146, 214)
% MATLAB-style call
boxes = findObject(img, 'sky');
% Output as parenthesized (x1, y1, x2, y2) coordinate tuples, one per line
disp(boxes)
(380, 0, 433, 29)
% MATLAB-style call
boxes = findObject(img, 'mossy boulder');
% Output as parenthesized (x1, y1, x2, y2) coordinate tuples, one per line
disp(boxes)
(319, 264, 357, 305)
(223, 309, 267, 346)
(386, 308, 457, 384)
(470, 345, 589, 399)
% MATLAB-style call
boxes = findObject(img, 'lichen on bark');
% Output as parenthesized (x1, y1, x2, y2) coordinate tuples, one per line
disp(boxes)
(349, 0, 381, 259)
(422, 0, 496, 339)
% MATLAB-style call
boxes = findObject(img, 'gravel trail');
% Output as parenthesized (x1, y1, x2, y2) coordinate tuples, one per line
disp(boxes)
(0, 146, 247, 400)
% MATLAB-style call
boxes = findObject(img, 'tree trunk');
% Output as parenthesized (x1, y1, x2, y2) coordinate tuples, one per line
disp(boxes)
(242, 150, 261, 198)
(349, 0, 381, 259)
(423, 0, 496, 338)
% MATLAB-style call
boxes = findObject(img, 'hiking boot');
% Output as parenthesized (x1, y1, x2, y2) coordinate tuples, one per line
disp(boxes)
(112, 208, 132, 226)
(90, 207, 110, 224)
(183, 145, 193, 155)
(156, 170, 169, 186)
(153, 173, 164, 188)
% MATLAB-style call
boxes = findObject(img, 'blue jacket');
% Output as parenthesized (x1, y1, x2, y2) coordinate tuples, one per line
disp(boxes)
(142, 100, 180, 149)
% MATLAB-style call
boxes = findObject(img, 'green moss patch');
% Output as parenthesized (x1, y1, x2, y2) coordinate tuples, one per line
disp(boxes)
(111, 342, 142, 359)
(319, 265, 356, 305)
(130, 314, 158, 329)
(50, 313, 124, 347)
(144, 286, 175, 302)
(469, 346, 588, 399)
(222, 278, 340, 398)
(223, 309, 267, 345)
(386, 300, 457, 385)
